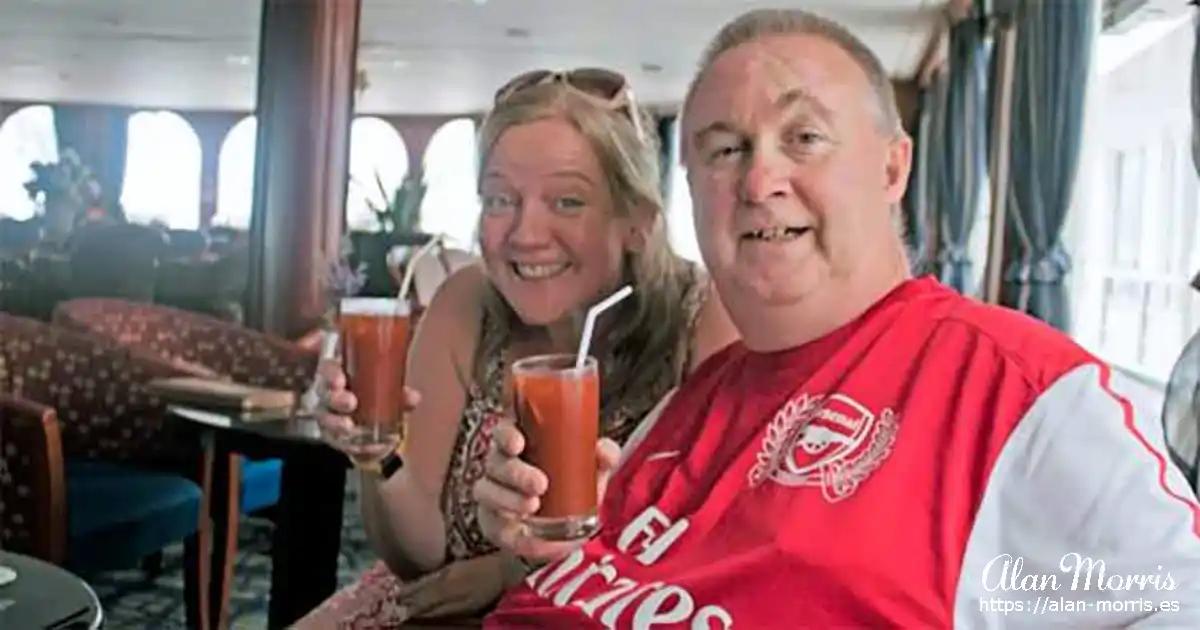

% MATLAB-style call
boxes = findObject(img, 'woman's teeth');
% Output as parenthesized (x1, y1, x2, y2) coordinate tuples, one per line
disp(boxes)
(512, 262, 569, 280)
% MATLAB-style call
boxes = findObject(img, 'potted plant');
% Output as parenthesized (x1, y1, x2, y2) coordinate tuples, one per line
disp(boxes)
(350, 167, 433, 297)
(24, 149, 106, 245)
(368, 167, 426, 242)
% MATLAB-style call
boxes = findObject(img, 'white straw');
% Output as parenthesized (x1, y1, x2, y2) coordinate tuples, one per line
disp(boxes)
(575, 285, 634, 369)
(396, 234, 445, 305)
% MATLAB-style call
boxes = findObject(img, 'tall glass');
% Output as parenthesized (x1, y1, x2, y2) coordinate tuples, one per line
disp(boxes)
(335, 297, 413, 460)
(511, 353, 601, 541)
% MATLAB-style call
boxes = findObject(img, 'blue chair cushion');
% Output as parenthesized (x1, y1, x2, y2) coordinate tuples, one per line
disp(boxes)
(240, 457, 282, 514)
(65, 460, 201, 575)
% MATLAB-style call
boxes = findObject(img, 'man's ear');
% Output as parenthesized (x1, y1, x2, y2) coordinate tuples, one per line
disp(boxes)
(884, 133, 913, 206)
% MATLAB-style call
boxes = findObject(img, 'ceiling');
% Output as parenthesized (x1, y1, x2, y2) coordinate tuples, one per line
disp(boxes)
(0, 0, 941, 115)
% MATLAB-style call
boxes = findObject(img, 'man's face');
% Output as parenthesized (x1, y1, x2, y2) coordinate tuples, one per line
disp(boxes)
(683, 34, 911, 307)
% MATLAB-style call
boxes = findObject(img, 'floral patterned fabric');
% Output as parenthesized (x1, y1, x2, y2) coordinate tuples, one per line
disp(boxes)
(52, 298, 318, 392)
(298, 267, 709, 629)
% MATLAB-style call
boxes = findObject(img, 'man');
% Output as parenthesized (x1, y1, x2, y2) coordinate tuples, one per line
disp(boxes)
(474, 8, 1200, 628)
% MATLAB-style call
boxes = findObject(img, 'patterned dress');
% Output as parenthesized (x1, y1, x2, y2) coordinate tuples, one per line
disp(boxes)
(299, 269, 708, 628)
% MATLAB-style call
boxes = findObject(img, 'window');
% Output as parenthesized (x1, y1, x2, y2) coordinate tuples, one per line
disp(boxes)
(346, 116, 407, 232)
(214, 116, 257, 229)
(1109, 149, 1146, 269)
(120, 110, 202, 229)
(0, 105, 58, 220)
(1090, 132, 1198, 380)
(1073, 16, 1200, 382)
(420, 118, 481, 251)
(666, 119, 703, 265)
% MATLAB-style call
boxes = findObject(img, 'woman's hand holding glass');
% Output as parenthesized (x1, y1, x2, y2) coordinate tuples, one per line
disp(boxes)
(316, 359, 420, 464)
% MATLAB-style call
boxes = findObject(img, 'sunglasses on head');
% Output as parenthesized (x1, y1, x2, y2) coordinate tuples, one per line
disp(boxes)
(492, 67, 645, 140)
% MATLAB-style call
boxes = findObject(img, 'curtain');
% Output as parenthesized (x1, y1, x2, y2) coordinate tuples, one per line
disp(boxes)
(902, 86, 936, 274)
(998, 0, 1096, 331)
(932, 16, 990, 294)
(53, 104, 131, 212)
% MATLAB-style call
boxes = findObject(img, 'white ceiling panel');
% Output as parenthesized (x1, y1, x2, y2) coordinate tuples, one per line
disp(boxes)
(0, 0, 940, 114)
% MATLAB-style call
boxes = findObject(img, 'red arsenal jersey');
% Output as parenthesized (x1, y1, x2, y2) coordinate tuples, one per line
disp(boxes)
(485, 278, 1200, 628)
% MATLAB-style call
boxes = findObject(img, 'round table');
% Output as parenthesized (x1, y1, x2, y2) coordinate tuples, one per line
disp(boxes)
(0, 551, 103, 629)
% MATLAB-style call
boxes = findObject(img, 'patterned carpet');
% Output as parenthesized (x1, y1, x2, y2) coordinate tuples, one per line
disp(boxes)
(83, 477, 375, 629)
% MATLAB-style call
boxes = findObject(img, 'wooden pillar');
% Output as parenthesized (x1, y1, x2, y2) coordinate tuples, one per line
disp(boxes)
(245, 0, 361, 338)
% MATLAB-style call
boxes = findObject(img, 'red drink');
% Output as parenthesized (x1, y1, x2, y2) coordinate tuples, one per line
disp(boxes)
(512, 353, 601, 540)
(338, 298, 414, 457)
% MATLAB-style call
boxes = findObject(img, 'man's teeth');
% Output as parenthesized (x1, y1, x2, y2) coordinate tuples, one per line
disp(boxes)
(746, 227, 804, 241)
(513, 263, 569, 279)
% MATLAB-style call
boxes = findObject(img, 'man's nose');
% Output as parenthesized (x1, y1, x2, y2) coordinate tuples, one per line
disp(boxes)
(739, 147, 792, 205)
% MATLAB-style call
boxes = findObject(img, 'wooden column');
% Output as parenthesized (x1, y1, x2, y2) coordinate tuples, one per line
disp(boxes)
(245, 0, 361, 338)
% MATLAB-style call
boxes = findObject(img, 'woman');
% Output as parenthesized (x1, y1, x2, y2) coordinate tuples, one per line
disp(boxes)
(300, 67, 738, 627)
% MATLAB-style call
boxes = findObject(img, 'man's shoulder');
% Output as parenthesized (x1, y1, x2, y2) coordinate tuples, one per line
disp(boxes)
(927, 295, 1096, 391)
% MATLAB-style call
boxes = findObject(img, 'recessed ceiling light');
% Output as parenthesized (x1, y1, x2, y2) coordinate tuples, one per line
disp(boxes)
(505, 27, 530, 38)
(226, 54, 252, 67)
(391, 60, 409, 69)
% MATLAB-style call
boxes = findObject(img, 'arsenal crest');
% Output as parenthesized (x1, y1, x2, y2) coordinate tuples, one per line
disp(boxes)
(747, 392, 899, 501)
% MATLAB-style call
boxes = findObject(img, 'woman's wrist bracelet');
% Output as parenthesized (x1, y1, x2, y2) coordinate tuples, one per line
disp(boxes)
(358, 451, 404, 479)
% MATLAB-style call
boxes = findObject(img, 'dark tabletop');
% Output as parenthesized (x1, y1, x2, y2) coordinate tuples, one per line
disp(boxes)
(167, 404, 330, 447)
(0, 552, 102, 630)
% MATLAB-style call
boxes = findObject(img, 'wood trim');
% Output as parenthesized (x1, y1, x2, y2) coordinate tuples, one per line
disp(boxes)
(0, 394, 67, 565)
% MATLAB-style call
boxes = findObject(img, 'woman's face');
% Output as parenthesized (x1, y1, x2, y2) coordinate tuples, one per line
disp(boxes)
(479, 118, 633, 327)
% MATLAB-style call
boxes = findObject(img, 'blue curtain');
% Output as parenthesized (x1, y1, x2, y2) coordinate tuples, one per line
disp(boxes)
(932, 16, 990, 294)
(998, 0, 1096, 330)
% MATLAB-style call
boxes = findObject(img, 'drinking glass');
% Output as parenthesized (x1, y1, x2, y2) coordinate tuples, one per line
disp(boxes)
(333, 297, 414, 461)
(511, 353, 601, 541)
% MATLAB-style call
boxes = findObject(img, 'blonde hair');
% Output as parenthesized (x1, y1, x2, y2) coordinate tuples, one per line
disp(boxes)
(683, 8, 904, 137)
(474, 81, 697, 418)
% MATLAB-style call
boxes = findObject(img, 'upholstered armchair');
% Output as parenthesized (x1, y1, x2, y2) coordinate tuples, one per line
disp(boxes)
(0, 313, 203, 469)
(0, 314, 207, 627)
(53, 297, 318, 393)
(52, 298, 319, 518)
